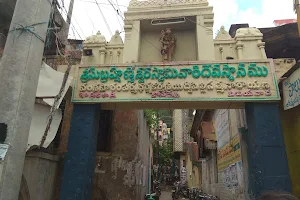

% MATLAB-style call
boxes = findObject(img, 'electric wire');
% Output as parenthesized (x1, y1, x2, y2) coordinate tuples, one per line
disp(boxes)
(78, 0, 127, 7)
(107, 0, 124, 32)
(56, 0, 83, 39)
(95, 0, 113, 36)
(39, 0, 74, 148)
(59, 0, 86, 39)
(82, 4, 97, 35)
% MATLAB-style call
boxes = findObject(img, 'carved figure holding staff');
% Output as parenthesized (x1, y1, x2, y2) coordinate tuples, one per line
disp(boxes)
(160, 28, 176, 61)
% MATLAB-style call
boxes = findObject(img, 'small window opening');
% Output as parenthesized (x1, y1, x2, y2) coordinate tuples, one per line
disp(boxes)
(97, 110, 113, 152)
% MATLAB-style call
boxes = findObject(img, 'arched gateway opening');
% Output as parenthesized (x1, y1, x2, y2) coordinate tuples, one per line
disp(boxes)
(58, 0, 292, 199)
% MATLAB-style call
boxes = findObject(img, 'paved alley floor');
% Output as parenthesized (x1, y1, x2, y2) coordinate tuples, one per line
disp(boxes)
(160, 191, 172, 200)
(160, 191, 188, 200)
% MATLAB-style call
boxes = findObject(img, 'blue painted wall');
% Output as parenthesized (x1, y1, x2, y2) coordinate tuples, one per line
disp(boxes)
(60, 104, 99, 200)
(245, 103, 292, 198)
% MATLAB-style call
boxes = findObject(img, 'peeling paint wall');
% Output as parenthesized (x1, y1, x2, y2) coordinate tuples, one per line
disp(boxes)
(92, 110, 150, 200)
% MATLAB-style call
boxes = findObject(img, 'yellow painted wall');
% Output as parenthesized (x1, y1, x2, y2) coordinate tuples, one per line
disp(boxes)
(185, 148, 201, 188)
(193, 165, 201, 188)
(280, 104, 300, 199)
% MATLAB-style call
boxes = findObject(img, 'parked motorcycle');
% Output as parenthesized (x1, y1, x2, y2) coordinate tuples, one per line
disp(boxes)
(196, 192, 219, 200)
(172, 181, 180, 200)
(189, 187, 198, 200)
(145, 193, 159, 200)
(180, 185, 189, 198)
(153, 180, 161, 197)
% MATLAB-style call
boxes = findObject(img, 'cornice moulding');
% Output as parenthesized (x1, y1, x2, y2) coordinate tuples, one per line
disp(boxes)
(124, 7, 213, 20)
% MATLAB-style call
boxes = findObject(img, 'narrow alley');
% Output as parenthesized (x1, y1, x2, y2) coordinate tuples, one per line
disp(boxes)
(160, 190, 188, 200)
(160, 191, 172, 200)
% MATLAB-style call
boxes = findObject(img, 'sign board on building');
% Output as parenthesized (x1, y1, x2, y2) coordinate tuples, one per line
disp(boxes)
(283, 67, 300, 110)
(217, 134, 241, 171)
(72, 60, 279, 103)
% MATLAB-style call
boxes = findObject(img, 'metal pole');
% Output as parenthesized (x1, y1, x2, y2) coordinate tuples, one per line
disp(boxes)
(296, 0, 300, 37)
(66, 0, 74, 34)
(0, 0, 53, 199)
(156, 128, 159, 181)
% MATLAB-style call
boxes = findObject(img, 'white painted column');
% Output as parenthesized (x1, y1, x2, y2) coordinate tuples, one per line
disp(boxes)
(219, 46, 224, 60)
(257, 41, 267, 59)
(117, 49, 121, 63)
(123, 21, 141, 63)
(99, 47, 106, 64)
(196, 15, 215, 60)
(236, 43, 244, 60)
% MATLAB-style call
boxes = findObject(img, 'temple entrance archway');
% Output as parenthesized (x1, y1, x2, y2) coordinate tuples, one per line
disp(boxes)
(59, 60, 292, 200)
(58, 1, 292, 199)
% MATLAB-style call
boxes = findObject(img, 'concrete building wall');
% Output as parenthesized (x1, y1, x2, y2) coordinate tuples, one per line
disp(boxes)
(22, 151, 59, 200)
(193, 165, 201, 188)
(212, 109, 247, 200)
(91, 110, 150, 200)
(201, 151, 219, 196)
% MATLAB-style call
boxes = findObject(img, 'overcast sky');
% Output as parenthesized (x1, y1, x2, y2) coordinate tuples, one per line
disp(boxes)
(59, 0, 296, 41)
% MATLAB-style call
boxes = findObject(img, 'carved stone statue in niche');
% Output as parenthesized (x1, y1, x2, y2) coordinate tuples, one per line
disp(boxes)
(160, 28, 176, 61)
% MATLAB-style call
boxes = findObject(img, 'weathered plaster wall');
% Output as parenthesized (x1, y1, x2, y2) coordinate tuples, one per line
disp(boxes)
(22, 151, 59, 200)
(212, 109, 246, 200)
(193, 165, 201, 188)
(92, 110, 150, 200)
(185, 142, 201, 189)
(201, 151, 219, 196)
(280, 104, 300, 199)
(139, 30, 197, 62)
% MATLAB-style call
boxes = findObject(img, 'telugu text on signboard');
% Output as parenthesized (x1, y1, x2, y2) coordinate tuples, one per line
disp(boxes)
(283, 67, 300, 110)
(72, 60, 279, 103)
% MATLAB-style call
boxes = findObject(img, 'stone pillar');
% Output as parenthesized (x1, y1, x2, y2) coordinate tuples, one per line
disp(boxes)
(236, 43, 244, 59)
(99, 47, 106, 64)
(244, 103, 292, 198)
(59, 104, 100, 200)
(109, 50, 113, 64)
(219, 46, 224, 60)
(196, 15, 215, 60)
(123, 20, 141, 63)
(257, 41, 267, 59)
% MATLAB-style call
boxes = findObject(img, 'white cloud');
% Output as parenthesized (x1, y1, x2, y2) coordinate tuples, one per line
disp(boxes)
(208, 0, 296, 34)
(61, 0, 296, 40)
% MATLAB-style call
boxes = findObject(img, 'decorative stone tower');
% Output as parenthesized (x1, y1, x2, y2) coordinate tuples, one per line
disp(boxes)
(123, 0, 215, 63)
